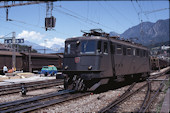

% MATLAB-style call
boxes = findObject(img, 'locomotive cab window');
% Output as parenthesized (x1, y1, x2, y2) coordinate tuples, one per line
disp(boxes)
(97, 41, 102, 54)
(65, 43, 70, 54)
(133, 48, 136, 56)
(117, 45, 122, 54)
(140, 50, 143, 57)
(103, 42, 108, 54)
(110, 43, 115, 54)
(127, 47, 132, 55)
(123, 47, 126, 55)
(65, 42, 77, 55)
(143, 50, 148, 57)
(143, 50, 146, 57)
(136, 49, 140, 56)
(81, 40, 96, 54)
(146, 51, 149, 57)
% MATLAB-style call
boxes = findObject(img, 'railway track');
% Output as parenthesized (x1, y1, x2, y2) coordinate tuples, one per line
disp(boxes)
(99, 73, 169, 113)
(0, 79, 63, 95)
(138, 75, 169, 112)
(0, 90, 90, 113)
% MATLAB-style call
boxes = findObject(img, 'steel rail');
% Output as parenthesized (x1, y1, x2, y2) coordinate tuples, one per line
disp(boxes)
(139, 74, 169, 113)
(9, 93, 90, 113)
(0, 90, 74, 111)
(138, 81, 151, 112)
(98, 82, 137, 113)
(0, 91, 90, 113)
(0, 80, 63, 95)
(0, 80, 63, 91)
(138, 69, 170, 112)
(0, 79, 62, 88)
(99, 83, 148, 113)
(99, 71, 169, 113)
(0, 79, 57, 89)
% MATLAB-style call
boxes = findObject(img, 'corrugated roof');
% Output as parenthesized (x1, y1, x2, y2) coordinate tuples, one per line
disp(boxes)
(0, 51, 22, 56)
(21, 52, 60, 58)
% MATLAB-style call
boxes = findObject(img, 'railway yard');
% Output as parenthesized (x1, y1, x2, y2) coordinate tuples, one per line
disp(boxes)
(0, 1, 169, 113)
(0, 67, 169, 112)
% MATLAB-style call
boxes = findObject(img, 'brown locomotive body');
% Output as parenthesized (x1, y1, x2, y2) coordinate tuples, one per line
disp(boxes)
(63, 29, 150, 91)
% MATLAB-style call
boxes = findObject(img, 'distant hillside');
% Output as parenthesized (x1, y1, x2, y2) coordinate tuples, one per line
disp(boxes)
(120, 19, 169, 46)
(0, 43, 37, 53)
(109, 31, 120, 36)
(19, 40, 57, 54)
(20, 40, 64, 53)
(17, 19, 169, 53)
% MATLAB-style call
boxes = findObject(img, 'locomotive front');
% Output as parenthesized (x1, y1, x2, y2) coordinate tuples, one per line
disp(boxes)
(63, 37, 105, 91)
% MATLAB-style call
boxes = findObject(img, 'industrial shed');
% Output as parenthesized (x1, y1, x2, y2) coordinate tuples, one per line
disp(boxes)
(0, 51, 23, 73)
(21, 52, 63, 72)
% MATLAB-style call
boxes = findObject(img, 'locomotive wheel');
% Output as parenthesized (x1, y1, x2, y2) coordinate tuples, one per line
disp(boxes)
(74, 78, 86, 91)
(64, 75, 86, 91)
(64, 76, 73, 89)
(77, 79, 84, 91)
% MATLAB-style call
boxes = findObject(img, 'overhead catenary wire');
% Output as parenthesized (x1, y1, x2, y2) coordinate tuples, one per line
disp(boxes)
(137, 2, 168, 46)
(131, 0, 168, 49)
(96, 1, 126, 30)
(150, 1, 157, 20)
(144, 8, 170, 15)
(131, 0, 147, 45)
(136, 0, 150, 21)
(0, 18, 71, 48)
(131, 0, 141, 23)
(0, 32, 12, 39)
(51, 5, 116, 31)
(0, 2, 73, 38)
(104, 1, 135, 26)
(0, 14, 73, 38)
(39, 4, 102, 31)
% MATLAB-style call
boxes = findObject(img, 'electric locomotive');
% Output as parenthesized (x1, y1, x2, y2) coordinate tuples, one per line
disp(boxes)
(63, 29, 150, 91)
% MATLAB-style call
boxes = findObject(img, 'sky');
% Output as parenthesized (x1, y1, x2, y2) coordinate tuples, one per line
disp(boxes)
(0, 1, 169, 48)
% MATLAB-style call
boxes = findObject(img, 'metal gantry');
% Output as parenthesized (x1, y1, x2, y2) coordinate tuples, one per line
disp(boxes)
(0, 1, 46, 8)
(0, 1, 56, 31)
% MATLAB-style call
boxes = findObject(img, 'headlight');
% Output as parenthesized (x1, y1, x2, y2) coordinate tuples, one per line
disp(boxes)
(88, 66, 92, 70)
(64, 66, 68, 70)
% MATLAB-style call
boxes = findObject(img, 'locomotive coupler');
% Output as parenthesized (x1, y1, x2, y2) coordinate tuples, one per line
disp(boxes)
(20, 83, 27, 96)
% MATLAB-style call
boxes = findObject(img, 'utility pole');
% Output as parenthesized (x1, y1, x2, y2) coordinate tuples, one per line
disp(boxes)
(12, 32, 16, 71)
(0, 32, 24, 71)
(28, 46, 32, 72)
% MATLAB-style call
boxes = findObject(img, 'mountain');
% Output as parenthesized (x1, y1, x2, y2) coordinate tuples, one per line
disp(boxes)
(109, 31, 120, 36)
(120, 19, 169, 46)
(20, 40, 57, 54)
(57, 47, 64, 53)
(50, 44, 64, 52)
(19, 19, 169, 53)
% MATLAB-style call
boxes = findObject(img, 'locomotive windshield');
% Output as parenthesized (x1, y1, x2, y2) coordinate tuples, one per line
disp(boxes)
(81, 40, 96, 54)
(65, 42, 77, 55)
